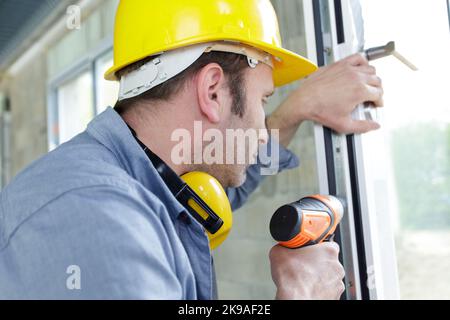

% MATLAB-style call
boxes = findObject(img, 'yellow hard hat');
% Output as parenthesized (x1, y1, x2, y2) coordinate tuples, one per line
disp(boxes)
(105, 0, 318, 87)
(181, 172, 233, 250)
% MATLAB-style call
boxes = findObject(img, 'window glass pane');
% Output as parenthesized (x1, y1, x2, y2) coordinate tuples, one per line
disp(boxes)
(360, 0, 450, 299)
(213, 0, 321, 299)
(95, 51, 119, 114)
(57, 71, 94, 144)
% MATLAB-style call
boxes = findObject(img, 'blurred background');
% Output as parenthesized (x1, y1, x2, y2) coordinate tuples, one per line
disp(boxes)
(0, 0, 449, 299)
(359, 0, 450, 299)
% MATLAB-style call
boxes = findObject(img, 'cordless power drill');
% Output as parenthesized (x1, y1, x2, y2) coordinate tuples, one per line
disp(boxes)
(270, 195, 344, 248)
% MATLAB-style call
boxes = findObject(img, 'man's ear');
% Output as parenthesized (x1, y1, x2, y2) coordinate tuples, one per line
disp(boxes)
(196, 63, 226, 124)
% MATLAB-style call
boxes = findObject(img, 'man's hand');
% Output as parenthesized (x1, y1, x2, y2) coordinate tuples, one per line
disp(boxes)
(267, 53, 384, 147)
(269, 242, 346, 300)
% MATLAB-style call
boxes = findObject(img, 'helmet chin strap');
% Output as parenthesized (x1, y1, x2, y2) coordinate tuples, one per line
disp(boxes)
(118, 41, 274, 101)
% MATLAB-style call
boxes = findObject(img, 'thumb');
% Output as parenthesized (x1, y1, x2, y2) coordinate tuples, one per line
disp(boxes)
(349, 119, 381, 134)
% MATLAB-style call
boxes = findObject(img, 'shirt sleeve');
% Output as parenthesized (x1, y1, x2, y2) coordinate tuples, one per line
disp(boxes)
(1, 184, 184, 299)
(225, 135, 300, 211)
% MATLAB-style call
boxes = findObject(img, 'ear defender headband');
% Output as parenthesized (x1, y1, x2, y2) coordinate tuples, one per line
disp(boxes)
(128, 126, 233, 250)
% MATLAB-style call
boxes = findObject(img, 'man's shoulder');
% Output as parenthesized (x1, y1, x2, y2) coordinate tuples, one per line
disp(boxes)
(2, 135, 131, 203)
(0, 180, 183, 299)
(0, 133, 166, 249)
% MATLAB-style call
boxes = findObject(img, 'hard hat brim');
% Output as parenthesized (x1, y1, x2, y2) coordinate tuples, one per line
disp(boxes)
(255, 40, 318, 87)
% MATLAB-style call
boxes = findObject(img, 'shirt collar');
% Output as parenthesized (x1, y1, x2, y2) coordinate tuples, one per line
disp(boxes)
(86, 107, 186, 221)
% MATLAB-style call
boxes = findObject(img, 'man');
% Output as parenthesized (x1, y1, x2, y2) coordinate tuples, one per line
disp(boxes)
(0, 0, 383, 299)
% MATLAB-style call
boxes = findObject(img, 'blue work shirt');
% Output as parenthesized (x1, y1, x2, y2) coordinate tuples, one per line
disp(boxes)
(0, 107, 299, 299)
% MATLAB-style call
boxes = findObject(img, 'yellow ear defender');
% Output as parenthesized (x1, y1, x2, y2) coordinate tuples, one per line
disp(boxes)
(181, 172, 232, 250)
(128, 125, 232, 250)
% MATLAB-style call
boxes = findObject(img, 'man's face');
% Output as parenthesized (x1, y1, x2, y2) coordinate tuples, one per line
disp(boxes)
(205, 63, 273, 188)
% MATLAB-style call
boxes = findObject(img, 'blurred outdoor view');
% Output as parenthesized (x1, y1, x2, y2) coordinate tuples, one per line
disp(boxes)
(360, 0, 450, 299)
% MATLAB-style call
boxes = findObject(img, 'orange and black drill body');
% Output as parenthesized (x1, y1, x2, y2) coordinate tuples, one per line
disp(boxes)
(270, 195, 344, 249)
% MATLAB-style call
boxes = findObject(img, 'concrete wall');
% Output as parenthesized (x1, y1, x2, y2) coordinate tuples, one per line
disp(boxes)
(0, 0, 118, 181)
(7, 53, 48, 177)
(0, 53, 48, 179)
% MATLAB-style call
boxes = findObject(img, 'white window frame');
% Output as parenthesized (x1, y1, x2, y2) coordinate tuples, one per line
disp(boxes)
(301, 0, 366, 300)
(316, 0, 400, 300)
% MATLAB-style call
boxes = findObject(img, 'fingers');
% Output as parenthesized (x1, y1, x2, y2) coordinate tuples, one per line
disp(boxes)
(321, 241, 340, 259)
(269, 244, 284, 261)
(335, 280, 346, 300)
(342, 53, 369, 67)
(341, 60, 384, 105)
(373, 96, 384, 108)
(324, 246, 346, 300)
(364, 84, 384, 107)
(333, 263, 346, 298)
(358, 65, 377, 75)
(334, 116, 382, 135)
(353, 71, 383, 107)
(365, 74, 382, 88)
(349, 119, 381, 134)
(348, 58, 383, 90)
(270, 242, 346, 300)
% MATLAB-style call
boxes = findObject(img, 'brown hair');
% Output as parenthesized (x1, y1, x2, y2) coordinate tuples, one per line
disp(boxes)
(114, 52, 249, 118)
